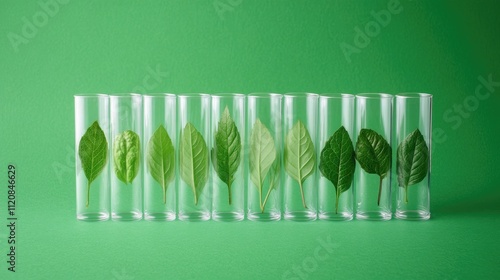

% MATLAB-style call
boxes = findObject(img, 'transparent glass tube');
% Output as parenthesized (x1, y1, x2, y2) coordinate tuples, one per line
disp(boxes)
(395, 93, 432, 220)
(110, 93, 143, 221)
(247, 93, 282, 221)
(74, 94, 110, 221)
(355, 93, 393, 221)
(211, 93, 246, 222)
(143, 94, 177, 221)
(317, 94, 355, 221)
(283, 93, 318, 221)
(177, 93, 211, 221)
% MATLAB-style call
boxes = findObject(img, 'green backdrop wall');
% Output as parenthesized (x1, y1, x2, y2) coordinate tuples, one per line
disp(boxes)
(1, 0, 499, 279)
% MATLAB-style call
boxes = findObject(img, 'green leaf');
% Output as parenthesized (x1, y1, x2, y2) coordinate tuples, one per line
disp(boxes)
(267, 149, 281, 192)
(355, 128, 391, 205)
(212, 107, 242, 205)
(319, 126, 355, 214)
(146, 125, 175, 204)
(113, 130, 140, 184)
(180, 122, 209, 205)
(261, 149, 281, 213)
(284, 120, 316, 209)
(249, 119, 277, 212)
(397, 129, 429, 203)
(78, 121, 108, 208)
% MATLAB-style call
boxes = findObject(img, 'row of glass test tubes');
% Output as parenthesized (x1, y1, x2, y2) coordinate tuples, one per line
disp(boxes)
(74, 92, 432, 222)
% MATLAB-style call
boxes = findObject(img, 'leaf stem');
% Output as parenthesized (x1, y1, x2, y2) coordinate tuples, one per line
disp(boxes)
(299, 181, 308, 209)
(193, 180, 199, 205)
(405, 185, 408, 203)
(258, 184, 263, 212)
(261, 184, 274, 213)
(335, 187, 340, 214)
(227, 181, 232, 205)
(163, 184, 167, 204)
(86, 181, 90, 208)
(377, 176, 383, 206)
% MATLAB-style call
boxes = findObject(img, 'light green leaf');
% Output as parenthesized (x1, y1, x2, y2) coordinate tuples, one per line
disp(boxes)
(249, 119, 277, 212)
(284, 120, 316, 209)
(319, 126, 355, 213)
(180, 122, 209, 205)
(267, 149, 281, 192)
(78, 121, 108, 207)
(113, 130, 140, 184)
(397, 129, 429, 203)
(147, 125, 175, 204)
(355, 128, 391, 205)
(212, 106, 242, 205)
(261, 149, 281, 213)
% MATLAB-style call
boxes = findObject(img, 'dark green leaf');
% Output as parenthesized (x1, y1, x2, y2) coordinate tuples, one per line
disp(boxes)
(355, 128, 391, 205)
(355, 128, 391, 178)
(113, 130, 140, 184)
(319, 126, 355, 213)
(147, 125, 175, 204)
(212, 107, 242, 204)
(397, 129, 429, 202)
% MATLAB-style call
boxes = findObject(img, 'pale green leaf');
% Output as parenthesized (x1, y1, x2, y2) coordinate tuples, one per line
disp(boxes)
(180, 122, 209, 205)
(249, 119, 277, 212)
(147, 125, 175, 204)
(284, 120, 316, 208)
(113, 130, 140, 184)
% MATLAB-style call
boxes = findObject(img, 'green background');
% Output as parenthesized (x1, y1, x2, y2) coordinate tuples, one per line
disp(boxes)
(1, 0, 499, 279)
